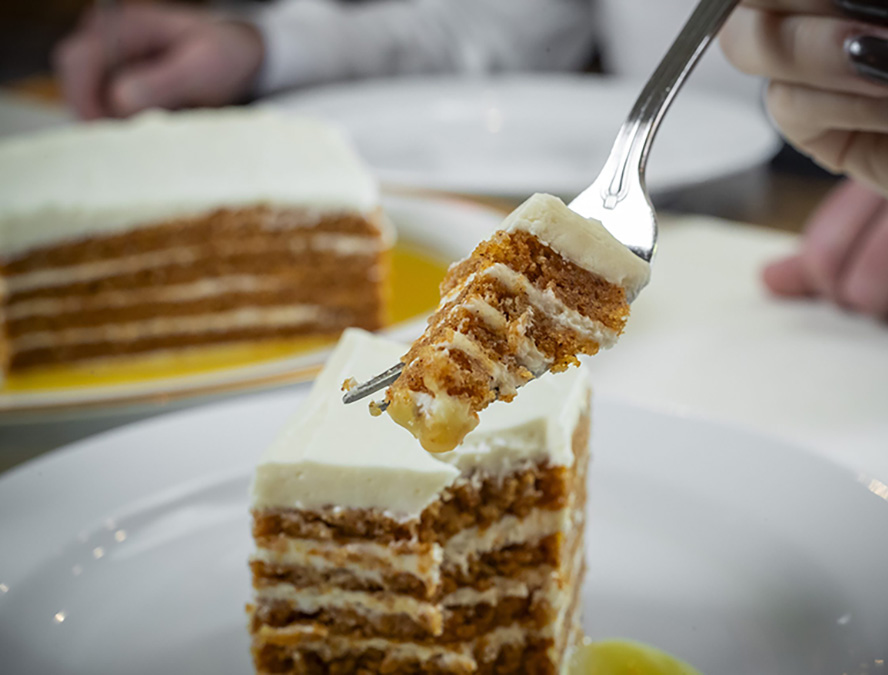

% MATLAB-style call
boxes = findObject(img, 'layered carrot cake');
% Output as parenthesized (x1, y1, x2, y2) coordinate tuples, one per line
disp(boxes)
(0, 109, 391, 373)
(249, 328, 590, 674)
(380, 193, 649, 453)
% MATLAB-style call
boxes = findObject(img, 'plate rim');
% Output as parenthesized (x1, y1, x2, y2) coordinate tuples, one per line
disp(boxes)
(268, 72, 782, 197)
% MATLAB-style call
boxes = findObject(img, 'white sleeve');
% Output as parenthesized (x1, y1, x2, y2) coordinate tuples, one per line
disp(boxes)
(250, 0, 596, 95)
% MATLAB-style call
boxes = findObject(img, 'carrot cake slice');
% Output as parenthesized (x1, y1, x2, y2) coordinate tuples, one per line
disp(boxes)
(0, 108, 391, 374)
(249, 328, 590, 675)
(380, 193, 649, 453)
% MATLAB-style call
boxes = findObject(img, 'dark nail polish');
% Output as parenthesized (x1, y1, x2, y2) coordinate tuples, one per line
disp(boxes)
(847, 35, 888, 85)
(835, 0, 888, 25)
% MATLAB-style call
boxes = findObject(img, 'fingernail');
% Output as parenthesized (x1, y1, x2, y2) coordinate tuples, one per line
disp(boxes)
(835, 0, 888, 25)
(846, 35, 888, 85)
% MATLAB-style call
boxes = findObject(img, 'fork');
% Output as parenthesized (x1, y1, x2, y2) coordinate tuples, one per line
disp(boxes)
(343, 0, 741, 407)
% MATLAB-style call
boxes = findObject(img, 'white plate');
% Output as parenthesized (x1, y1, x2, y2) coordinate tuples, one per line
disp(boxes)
(268, 74, 780, 198)
(0, 192, 503, 422)
(0, 93, 70, 140)
(1, 391, 885, 673)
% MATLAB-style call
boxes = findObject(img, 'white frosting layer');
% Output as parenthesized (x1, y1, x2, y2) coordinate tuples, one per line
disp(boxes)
(6, 276, 294, 319)
(11, 305, 328, 351)
(252, 537, 441, 589)
(252, 330, 461, 516)
(0, 109, 379, 258)
(255, 584, 442, 628)
(251, 329, 591, 517)
(503, 193, 651, 301)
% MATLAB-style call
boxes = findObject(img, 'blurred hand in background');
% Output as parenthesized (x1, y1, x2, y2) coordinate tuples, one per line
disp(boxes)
(721, 0, 888, 319)
(53, 3, 263, 119)
(763, 180, 888, 318)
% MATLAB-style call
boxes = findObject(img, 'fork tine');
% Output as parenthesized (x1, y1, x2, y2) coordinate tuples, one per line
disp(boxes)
(342, 362, 404, 404)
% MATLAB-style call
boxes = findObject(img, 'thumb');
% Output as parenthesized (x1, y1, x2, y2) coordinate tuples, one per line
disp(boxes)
(762, 255, 814, 298)
(107, 38, 230, 116)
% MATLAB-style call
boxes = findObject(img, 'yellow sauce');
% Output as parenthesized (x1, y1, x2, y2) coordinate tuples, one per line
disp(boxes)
(570, 640, 702, 675)
(2, 243, 449, 392)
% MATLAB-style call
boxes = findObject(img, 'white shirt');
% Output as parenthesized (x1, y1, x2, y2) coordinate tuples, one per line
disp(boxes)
(251, 0, 598, 94)
(250, 0, 760, 102)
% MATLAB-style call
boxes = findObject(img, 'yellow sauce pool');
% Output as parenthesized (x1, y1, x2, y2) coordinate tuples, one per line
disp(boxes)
(570, 640, 702, 675)
(2, 243, 449, 392)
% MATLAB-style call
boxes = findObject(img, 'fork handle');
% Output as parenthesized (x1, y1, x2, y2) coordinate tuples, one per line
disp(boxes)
(600, 0, 741, 207)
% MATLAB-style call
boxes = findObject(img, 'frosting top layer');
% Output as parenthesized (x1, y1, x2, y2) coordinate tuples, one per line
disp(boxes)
(0, 108, 379, 257)
(251, 329, 591, 518)
(504, 193, 651, 300)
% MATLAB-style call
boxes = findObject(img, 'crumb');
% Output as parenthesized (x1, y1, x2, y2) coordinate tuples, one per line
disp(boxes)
(368, 400, 385, 417)
(341, 377, 357, 392)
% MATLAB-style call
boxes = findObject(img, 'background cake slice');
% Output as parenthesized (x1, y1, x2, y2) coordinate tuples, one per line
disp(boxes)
(249, 328, 590, 675)
(382, 193, 649, 452)
(0, 109, 391, 374)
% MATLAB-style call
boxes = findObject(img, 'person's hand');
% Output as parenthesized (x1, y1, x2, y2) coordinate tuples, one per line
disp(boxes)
(720, 0, 888, 193)
(53, 3, 264, 120)
(764, 180, 888, 318)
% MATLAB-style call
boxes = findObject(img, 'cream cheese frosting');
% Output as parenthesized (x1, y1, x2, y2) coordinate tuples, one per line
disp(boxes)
(250, 328, 591, 518)
(503, 193, 651, 301)
(0, 108, 379, 258)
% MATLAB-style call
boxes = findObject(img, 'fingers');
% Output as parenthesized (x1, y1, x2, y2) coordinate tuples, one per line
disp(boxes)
(765, 82, 888, 183)
(762, 180, 881, 298)
(838, 206, 888, 316)
(762, 254, 815, 296)
(78, 4, 199, 62)
(107, 24, 262, 116)
(766, 181, 888, 318)
(53, 32, 107, 119)
(799, 180, 885, 298)
(108, 41, 213, 116)
(768, 81, 888, 134)
(721, 7, 888, 97)
(53, 4, 201, 119)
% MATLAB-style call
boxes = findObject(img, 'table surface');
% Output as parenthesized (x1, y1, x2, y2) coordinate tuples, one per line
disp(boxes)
(4, 83, 881, 481)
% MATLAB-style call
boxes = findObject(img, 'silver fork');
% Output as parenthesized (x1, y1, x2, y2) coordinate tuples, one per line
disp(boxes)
(343, 0, 741, 407)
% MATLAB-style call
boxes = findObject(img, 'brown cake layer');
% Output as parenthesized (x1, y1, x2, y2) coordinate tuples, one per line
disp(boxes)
(250, 593, 549, 644)
(442, 229, 628, 330)
(252, 633, 560, 675)
(250, 560, 432, 601)
(440, 533, 565, 593)
(252, 462, 570, 545)
(1, 206, 385, 272)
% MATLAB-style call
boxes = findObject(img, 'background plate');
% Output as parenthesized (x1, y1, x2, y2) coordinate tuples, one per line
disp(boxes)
(269, 74, 780, 198)
(1, 390, 885, 674)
